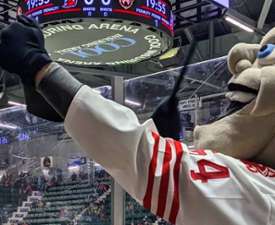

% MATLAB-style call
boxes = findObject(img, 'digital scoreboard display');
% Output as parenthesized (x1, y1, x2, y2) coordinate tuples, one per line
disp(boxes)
(18, 0, 173, 35)
(18, 0, 174, 66)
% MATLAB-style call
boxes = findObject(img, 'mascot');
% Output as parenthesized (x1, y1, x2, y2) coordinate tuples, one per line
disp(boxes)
(154, 27, 275, 168)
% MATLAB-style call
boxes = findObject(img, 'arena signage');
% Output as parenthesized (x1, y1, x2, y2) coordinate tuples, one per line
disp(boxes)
(18, 0, 173, 66)
(43, 21, 168, 66)
(179, 98, 199, 111)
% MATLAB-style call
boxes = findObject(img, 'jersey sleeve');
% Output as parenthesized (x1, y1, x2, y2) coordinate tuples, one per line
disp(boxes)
(64, 85, 158, 202)
(64, 85, 274, 225)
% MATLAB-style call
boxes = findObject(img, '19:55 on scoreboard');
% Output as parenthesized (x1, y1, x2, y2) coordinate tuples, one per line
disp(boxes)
(17, 0, 174, 66)
(18, 0, 174, 36)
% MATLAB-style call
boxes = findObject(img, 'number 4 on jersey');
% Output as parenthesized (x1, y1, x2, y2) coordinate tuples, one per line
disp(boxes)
(191, 159, 230, 183)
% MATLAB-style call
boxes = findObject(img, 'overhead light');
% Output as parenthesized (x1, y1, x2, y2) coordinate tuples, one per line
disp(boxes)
(8, 101, 26, 107)
(125, 99, 142, 107)
(225, 16, 254, 33)
(68, 165, 80, 172)
(0, 123, 18, 130)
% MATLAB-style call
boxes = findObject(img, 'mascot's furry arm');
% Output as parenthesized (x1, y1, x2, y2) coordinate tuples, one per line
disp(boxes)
(194, 28, 275, 168)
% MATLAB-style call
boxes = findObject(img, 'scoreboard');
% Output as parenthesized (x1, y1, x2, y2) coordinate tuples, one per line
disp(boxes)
(17, 0, 174, 66)
(18, 0, 173, 36)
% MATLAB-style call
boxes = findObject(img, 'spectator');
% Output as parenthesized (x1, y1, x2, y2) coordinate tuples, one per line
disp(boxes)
(71, 172, 77, 181)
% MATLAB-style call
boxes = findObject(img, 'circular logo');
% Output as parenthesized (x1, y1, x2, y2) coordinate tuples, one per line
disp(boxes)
(44, 19, 170, 66)
(119, 0, 135, 9)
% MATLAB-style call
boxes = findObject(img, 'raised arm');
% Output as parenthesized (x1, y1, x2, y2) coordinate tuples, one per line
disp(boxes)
(35, 63, 273, 225)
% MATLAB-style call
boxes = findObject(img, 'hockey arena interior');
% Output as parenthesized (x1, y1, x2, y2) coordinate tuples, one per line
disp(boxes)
(0, 0, 273, 225)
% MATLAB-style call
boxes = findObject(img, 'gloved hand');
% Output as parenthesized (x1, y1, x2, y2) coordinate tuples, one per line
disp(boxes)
(0, 15, 52, 84)
(152, 94, 181, 140)
(0, 15, 63, 122)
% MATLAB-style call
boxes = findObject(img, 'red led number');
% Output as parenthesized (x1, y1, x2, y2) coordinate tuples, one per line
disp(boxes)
(191, 160, 230, 183)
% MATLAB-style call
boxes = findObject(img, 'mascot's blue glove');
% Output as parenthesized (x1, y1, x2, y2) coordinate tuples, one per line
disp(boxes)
(0, 15, 52, 84)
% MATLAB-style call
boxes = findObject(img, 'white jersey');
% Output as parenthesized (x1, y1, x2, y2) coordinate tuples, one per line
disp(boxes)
(64, 85, 275, 225)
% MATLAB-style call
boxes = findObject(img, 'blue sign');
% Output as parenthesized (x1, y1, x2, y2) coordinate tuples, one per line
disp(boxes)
(68, 157, 87, 166)
(0, 137, 8, 144)
(18, 132, 30, 141)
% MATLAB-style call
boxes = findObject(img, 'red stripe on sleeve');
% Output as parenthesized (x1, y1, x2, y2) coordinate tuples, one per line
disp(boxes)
(169, 140, 183, 224)
(143, 132, 160, 210)
(156, 139, 172, 218)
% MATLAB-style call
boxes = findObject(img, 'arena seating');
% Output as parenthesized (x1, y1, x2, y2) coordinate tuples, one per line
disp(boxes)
(3, 178, 111, 225)
(1, 168, 168, 225)
(0, 185, 28, 224)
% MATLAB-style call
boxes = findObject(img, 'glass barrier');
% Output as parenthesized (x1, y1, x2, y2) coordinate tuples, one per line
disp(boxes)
(0, 56, 230, 225)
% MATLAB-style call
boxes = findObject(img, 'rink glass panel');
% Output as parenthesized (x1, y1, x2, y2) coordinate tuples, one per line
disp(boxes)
(125, 56, 230, 145)
(0, 57, 230, 225)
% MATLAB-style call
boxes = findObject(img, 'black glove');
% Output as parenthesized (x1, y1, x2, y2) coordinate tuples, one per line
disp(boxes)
(0, 15, 63, 122)
(24, 85, 64, 122)
(151, 41, 197, 140)
(0, 15, 52, 84)
(152, 94, 182, 140)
